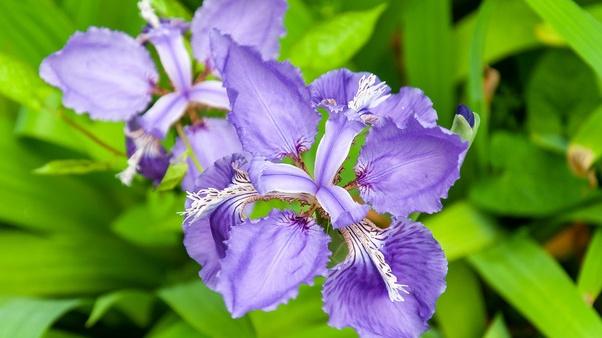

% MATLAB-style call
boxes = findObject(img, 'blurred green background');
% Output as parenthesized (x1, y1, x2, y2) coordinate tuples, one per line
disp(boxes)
(1, 0, 602, 337)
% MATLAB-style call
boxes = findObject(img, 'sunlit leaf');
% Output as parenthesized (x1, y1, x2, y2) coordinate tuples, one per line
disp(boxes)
(0, 298, 81, 338)
(483, 314, 511, 338)
(34, 159, 114, 175)
(577, 228, 602, 304)
(86, 289, 154, 327)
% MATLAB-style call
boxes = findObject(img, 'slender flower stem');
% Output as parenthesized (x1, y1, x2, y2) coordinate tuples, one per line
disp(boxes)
(176, 122, 204, 173)
(58, 109, 126, 157)
(344, 180, 357, 191)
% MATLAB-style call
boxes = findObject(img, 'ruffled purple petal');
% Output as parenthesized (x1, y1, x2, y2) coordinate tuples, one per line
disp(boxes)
(123, 119, 170, 184)
(371, 87, 438, 129)
(191, 0, 286, 63)
(213, 33, 319, 160)
(138, 92, 189, 138)
(173, 118, 243, 191)
(309, 69, 367, 112)
(145, 21, 192, 92)
(216, 210, 330, 317)
(356, 118, 467, 217)
(183, 153, 256, 289)
(248, 160, 317, 195)
(315, 185, 368, 228)
(189, 80, 230, 110)
(40, 27, 157, 121)
(323, 219, 447, 338)
(314, 114, 364, 186)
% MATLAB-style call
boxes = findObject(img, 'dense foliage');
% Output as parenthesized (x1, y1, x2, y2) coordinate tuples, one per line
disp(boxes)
(0, 0, 601, 337)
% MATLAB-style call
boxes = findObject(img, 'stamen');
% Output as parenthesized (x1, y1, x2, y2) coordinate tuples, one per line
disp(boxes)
(181, 168, 256, 222)
(138, 0, 160, 28)
(116, 129, 163, 186)
(348, 74, 390, 112)
(342, 220, 410, 302)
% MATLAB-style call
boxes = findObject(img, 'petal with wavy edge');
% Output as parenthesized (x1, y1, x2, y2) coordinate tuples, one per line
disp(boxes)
(323, 219, 447, 338)
(40, 27, 157, 121)
(371, 87, 438, 129)
(356, 118, 467, 217)
(217, 210, 330, 317)
(315, 185, 368, 228)
(146, 22, 192, 91)
(191, 0, 286, 63)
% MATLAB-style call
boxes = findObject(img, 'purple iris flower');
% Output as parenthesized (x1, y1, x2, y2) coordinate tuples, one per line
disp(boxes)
(182, 35, 473, 338)
(39, 0, 286, 185)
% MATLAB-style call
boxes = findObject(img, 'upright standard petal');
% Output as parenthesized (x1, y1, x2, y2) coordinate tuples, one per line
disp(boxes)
(173, 118, 243, 191)
(40, 27, 157, 121)
(249, 160, 317, 196)
(323, 219, 447, 338)
(191, 0, 286, 62)
(138, 92, 189, 138)
(310, 69, 366, 113)
(189, 80, 230, 110)
(371, 87, 438, 129)
(315, 185, 368, 228)
(183, 153, 257, 288)
(356, 118, 467, 217)
(217, 210, 330, 317)
(313, 114, 364, 186)
(144, 21, 192, 92)
(214, 34, 319, 160)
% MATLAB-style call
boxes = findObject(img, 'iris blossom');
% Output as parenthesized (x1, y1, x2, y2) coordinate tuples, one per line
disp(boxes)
(40, 0, 285, 185)
(183, 34, 476, 338)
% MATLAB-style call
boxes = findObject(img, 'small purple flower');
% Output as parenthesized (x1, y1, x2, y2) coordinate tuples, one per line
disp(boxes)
(183, 35, 474, 338)
(40, 0, 286, 185)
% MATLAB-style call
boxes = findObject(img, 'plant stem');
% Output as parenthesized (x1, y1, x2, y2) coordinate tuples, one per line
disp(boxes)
(176, 122, 204, 173)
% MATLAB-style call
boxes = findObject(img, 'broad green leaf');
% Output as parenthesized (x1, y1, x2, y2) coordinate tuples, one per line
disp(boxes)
(483, 314, 511, 338)
(152, 0, 192, 20)
(111, 191, 184, 247)
(569, 105, 602, 173)
(577, 228, 602, 304)
(469, 132, 593, 216)
(60, 0, 144, 34)
(158, 281, 255, 338)
(424, 202, 500, 261)
(0, 53, 52, 111)
(284, 4, 385, 80)
(469, 234, 602, 338)
(147, 314, 209, 338)
(43, 330, 86, 338)
(527, 50, 600, 142)
(0, 297, 81, 338)
(524, 0, 602, 78)
(34, 159, 114, 175)
(87, 289, 154, 327)
(403, 0, 454, 125)
(435, 262, 486, 338)
(156, 162, 188, 191)
(0, 0, 74, 66)
(280, 0, 314, 57)
(562, 201, 602, 226)
(278, 325, 357, 338)
(0, 231, 164, 296)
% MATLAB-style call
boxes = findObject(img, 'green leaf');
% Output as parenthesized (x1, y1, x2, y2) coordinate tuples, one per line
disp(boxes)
(424, 202, 500, 261)
(0, 232, 163, 296)
(60, 0, 144, 34)
(569, 105, 602, 173)
(402, 0, 454, 125)
(156, 162, 188, 191)
(34, 159, 114, 175)
(0, 297, 81, 338)
(469, 132, 593, 216)
(483, 314, 511, 338)
(87, 289, 155, 327)
(43, 330, 86, 338)
(280, 0, 315, 57)
(158, 281, 256, 338)
(284, 4, 386, 80)
(0, 53, 52, 111)
(277, 325, 357, 338)
(147, 314, 209, 338)
(469, 234, 602, 338)
(577, 228, 602, 304)
(111, 191, 184, 247)
(435, 262, 486, 338)
(152, 0, 192, 20)
(524, 0, 602, 78)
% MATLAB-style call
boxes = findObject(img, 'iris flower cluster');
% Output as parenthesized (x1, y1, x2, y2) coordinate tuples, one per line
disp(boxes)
(41, 1, 478, 337)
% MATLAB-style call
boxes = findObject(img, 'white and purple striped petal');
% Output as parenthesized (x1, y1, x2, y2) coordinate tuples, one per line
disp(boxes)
(315, 185, 368, 228)
(216, 210, 330, 317)
(214, 33, 320, 160)
(191, 0, 286, 63)
(173, 118, 243, 191)
(323, 219, 446, 338)
(40, 27, 157, 121)
(371, 87, 438, 129)
(356, 118, 467, 217)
